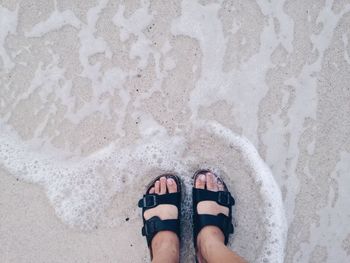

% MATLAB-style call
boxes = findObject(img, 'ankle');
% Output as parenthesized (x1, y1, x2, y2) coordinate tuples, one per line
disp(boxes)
(152, 231, 179, 255)
(197, 226, 225, 257)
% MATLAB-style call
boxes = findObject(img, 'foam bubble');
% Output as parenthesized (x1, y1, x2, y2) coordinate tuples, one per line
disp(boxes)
(0, 6, 18, 70)
(0, 120, 286, 262)
(0, 1, 289, 261)
(200, 121, 287, 263)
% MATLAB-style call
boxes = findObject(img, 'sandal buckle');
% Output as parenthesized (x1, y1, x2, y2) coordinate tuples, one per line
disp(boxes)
(218, 191, 231, 206)
(143, 195, 157, 208)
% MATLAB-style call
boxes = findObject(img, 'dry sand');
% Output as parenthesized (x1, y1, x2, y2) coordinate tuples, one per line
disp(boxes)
(1, 0, 350, 262)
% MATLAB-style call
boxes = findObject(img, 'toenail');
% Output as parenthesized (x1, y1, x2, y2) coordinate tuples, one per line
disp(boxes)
(199, 174, 205, 181)
(167, 178, 173, 185)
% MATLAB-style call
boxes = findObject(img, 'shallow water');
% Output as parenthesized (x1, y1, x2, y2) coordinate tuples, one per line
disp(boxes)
(1, 0, 350, 262)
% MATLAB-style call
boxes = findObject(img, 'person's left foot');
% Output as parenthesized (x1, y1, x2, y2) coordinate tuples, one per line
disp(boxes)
(194, 171, 230, 263)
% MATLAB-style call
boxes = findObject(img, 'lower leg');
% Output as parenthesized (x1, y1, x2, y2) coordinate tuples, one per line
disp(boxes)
(197, 226, 247, 263)
(152, 231, 180, 263)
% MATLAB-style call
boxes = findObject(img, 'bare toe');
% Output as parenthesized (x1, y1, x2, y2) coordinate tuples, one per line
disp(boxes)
(160, 177, 167, 195)
(167, 178, 178, 193)
(206, 172, 218, 191)
(149, 187, 155, 194)
(195, 173, 206, 189)
(217, 179, 224, 191)
(155, 180, 160, 194)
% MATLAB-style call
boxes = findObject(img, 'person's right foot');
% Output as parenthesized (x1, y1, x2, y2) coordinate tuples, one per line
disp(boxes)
(144, 176, 179, 221)
(194, 171, 230, 263)
(144, 176, 180, 257)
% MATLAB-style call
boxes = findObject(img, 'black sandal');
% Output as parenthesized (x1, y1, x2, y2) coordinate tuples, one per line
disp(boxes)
(192, 169, 235, 253)
(138, 174, 182, 259)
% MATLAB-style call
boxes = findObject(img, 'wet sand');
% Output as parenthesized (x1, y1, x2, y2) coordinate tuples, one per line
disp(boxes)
(1, 0, 350, 262)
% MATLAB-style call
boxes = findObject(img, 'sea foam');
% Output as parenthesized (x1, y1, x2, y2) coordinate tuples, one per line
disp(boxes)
(0, 120, 287, 262)
(0, 0, 288, 262)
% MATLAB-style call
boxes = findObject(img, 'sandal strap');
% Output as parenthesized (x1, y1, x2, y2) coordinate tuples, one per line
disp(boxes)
(193, 188, 235, 207)
(138, 192, 181, 210)
(138, 192, 181, 248)
(193, 188, 235, 247)
(142, 216, 180, 247)
(194, 214, 234, 245)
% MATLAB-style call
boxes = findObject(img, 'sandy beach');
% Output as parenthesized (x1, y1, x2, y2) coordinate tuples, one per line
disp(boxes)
(1, 0, 350, 262)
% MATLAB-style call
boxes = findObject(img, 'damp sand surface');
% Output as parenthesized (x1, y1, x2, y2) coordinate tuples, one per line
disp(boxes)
(1, 1, 350, 262)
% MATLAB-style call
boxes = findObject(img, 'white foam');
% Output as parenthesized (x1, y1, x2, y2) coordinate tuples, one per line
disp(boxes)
(22, 3, 127, 137)
(0, 119, 287, 262)
(171, 0, 281, 145)
(0, 1, 289, 261)
(200, 121, 287, 263)
(0, 121, 188, 227)
(267, 1, 350, 225)
(0, 6, 18, 70)
(342, 33, 350, 65)
(298, 151, 350, 263)
(25, 10, 81, 37)
(113, 1, 154, 68)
